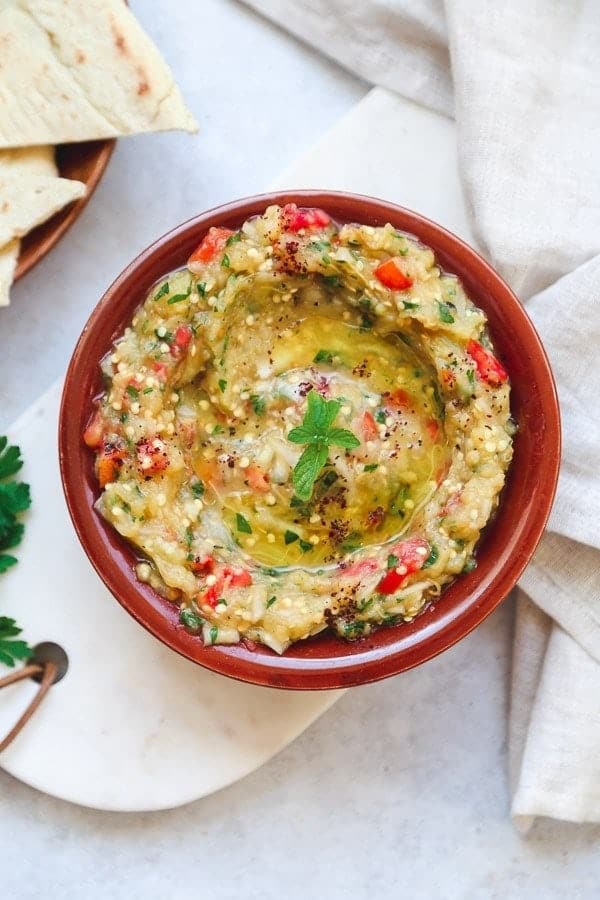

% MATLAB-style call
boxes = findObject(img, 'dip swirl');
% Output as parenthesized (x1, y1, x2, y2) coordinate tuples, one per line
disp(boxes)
(83, 204, 514, 653)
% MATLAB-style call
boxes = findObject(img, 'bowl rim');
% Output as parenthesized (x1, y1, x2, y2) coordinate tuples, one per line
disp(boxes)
(59, 189, 561, 690)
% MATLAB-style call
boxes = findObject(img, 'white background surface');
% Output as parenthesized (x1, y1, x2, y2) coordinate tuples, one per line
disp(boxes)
(1, 1, 600, 896)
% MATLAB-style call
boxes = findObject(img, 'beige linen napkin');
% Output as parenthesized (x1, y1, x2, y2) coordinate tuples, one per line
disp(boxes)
(244, 0, 600, 827)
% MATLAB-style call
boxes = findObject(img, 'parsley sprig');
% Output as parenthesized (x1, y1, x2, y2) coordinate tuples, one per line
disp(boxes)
(0, 618, 31, 668)
(288, 392, 360, 500)
(0, 436, 32, 666)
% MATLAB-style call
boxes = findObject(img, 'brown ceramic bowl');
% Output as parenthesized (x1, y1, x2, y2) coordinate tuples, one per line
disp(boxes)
(15, 140, 115, 280)
(59, 191, 560, 690)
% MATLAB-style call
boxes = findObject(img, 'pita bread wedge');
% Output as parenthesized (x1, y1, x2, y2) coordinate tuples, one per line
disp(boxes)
(0, 0, 198, 148)
(0, 145, 57, 176)
(0, 173, 86, 247)
(0, 239, 19, 307)
(0, 146, 58, 305)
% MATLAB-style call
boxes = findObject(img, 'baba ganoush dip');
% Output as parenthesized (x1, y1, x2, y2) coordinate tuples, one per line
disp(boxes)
(84, 204, 514, 653)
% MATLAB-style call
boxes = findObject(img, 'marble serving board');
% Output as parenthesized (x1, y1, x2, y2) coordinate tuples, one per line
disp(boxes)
(0, 88, 474, 811)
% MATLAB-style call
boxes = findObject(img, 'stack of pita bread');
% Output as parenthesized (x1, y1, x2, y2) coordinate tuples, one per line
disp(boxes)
(0, 0, 197, 306)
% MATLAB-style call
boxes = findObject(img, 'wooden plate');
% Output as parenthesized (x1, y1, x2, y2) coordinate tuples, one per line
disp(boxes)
(14, 139, 115, 281)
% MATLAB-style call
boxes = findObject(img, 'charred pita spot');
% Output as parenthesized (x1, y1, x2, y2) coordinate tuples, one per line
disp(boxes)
(136, 66, 150, 96)
(75, 49, 86, 64)
(110, 20, 127, 54)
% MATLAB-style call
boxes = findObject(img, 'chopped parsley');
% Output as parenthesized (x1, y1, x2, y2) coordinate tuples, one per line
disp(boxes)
(364, 463, 378, 472)
(221, 254, 230, 269)
(266, 596, 277, 608)
(343, 620, 366, 637)
(0, 437, 32, 665)
(251, 395, 266, 416)
(236, 513, 252, 534)
(340, 540, 361, 553)
(437, 300, 455, 324)
(0, 618, 31, 668)
(320, 274, 342, 289)
(179, 608, 204, 631)
(422, 545, 439, 568)
(154, 282, 169, 300)
(191, 480, 205, 498)
(284, 530, 299, 545)
(313, 349, 334, 364)
(394, 232, 409, 255)
(218, 379, 227, 393)
(168, 287, 192, 305)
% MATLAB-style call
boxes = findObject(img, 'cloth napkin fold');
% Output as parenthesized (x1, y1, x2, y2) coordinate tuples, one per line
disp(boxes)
(244, 0, 600, 827)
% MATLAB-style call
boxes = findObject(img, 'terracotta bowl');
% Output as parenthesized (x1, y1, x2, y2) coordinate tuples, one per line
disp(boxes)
(59, 191, 561, 690)
(15, 140, 115, 280)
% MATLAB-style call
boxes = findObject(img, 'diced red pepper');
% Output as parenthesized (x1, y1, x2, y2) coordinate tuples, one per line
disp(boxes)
(188, 227, 235, 267)
(282, 203, 331, 232)
(374, 258, 413, 291)
(375, 537, 430, 594)
(170, 325, 193, 359)
(201, 580, 224, 608)
(361, 410, 379, 441)
(200, 565, 252, 606)
(386, 388, 410, 410)
(152, 361, 169, 382)
(245, 464, 270, 493)
(98, 455, 118, 488)
(223, 566, 253, 588)
(191, 555, 215, 575)
(341, 557, 379, 579)
(95, 442, 126, 487)
(136, 438, 170, 476)
(174, 325, 192, 349)
(467, 340, 508, 387)
(83, 412, 104, 448)
(426, 418, 441, 442)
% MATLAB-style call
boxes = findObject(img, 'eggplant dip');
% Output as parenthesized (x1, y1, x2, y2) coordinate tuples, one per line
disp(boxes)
(83, 203, 514, 653)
